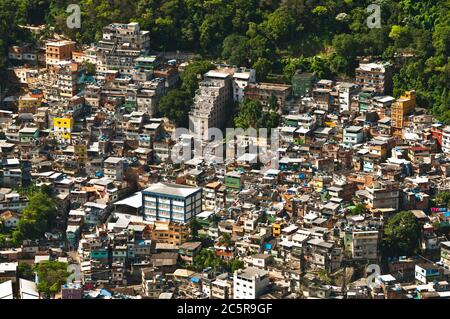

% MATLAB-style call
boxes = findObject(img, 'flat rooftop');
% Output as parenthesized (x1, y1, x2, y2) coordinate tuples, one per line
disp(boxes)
(143, 182, 201, 198)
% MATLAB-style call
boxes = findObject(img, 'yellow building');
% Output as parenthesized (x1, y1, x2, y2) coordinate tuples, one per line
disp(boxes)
(272, 222, 282, 237)
(18, 95, 42, 114)
(150, 221, 189, 245)
(312, 176, 331, 193)
(368, 140, 388, 160)
(53, 117, 73, 140)
(74, 144, 88, 164)
(391, 91, 416, 130)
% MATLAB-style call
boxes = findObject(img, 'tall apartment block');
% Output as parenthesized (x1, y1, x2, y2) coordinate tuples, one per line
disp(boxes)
(355, 61, 392, 94)
(337, 82, 358, 113)
(189, 70, 233, 140)
(97, 22, 150, 75)
(391, 90, 416, 130)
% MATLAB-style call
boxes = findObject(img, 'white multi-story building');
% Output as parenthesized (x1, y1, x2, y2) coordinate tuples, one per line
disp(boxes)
(142, 182, 202, 223)
(233, 267, 270, 299)
(442, 126, 450, 154)
(351, 230, 379, 260)
(103, 157, 124, 181)
(232, 68, 256, 103)
(337, 82, 357, 113)
(189, 70, 232, 140)
(343, 126, 365, 146)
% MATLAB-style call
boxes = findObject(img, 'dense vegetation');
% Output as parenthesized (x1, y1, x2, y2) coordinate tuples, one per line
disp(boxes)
(12, 189, 57, 244)
(35, 261, 71, 298)
(234, 99, 280, 129)
(192, 248, 245, 273)
(156, 60, 214, 126)
(382, 211, 421, 258)
(0, 186, 57, 247)
(0, 0, 448, 120)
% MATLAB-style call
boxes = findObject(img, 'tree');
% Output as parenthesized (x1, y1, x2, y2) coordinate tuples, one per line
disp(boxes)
(268, 94, 278, 111)
(210, 214, 221, 227)
(234, 99, 263, 129)
(382, 211, 421, 258)
(252, 58, 272, 82)
(189, 218, 202, 240)
(234, 99, 280, 130)
(433, 191, 450, 207)
(227, 258, 244, 273)
(257, 211, 268, 224)
(218, 233, 233, 248)
(316, 269, 332, 285)
(85, 62, 96, 76)
(281, 56, 310, 81)
(12, 191, 57, 245)
(193, 249, 225, 272)
(157, 89, 192, 127)
(222, 34, 249, 66)
(18, 262, 34, 281)
(433, 22, 450, 57)
(181, 60, 214, 96)
(309, 56, 332, 79)
(349, 203, 368, 216)
(34, 261, 71, 299)
(261, 7, 296, 43)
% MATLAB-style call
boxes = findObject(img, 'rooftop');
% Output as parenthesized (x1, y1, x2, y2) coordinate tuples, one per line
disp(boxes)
(143, 182, 201, 198)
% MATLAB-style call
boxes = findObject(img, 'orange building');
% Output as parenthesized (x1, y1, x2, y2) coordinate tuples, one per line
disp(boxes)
(149, 221, 189, 245)
(45, 40, 76, 66)
(391, 90, 416, 130)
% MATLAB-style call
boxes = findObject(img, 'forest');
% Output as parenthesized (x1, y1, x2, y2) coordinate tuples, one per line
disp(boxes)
(0, 0, 449, 121)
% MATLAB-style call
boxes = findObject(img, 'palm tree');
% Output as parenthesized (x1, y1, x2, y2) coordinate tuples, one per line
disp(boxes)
(218, 233, 233, 247)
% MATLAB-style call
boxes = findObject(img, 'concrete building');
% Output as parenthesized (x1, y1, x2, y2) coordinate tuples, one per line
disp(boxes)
(189, 70, 233, 140)
(233, 267, 270, 299)
(350, 230, 379, 260)
(52, 117, 74, 142)
(232, 68, 256, 103)
(442, 126, 450, 154)
(441, 241, 450, 269)
(45, 40, 76, 66)
(150, 221, 189, 245)
(391, 91, 416, 130)
(358, 181, 400, 211)
(337, 82, 358, 113)
(104, 157, 125, 181)
(97, 22, 150, 75)
(355, 61, 392, 94)
(343, 126, 364, 146)
(292, 71, 315, 98)
(9, 44, 38, 64)
(0, 281, 13, 299)
(142, 183, 202, 223)
(245, 82, 292, 110)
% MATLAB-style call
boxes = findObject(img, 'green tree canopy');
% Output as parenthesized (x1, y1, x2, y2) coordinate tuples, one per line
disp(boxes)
(35, 261, 71, 299)
(234, 99, 280, 130)
(227, 258, 245, 273)
(193, 248, 225, 272)
(382, 211, 421, 258)
(222, 34, 249, 66)
(189, 217, 202, 240)
(18, 262, 34, 281)
(181, 60, 215, 96)
(12, 191, 57, 245)
(157, 89, 192, 127)
(433, 191, 450, 207)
